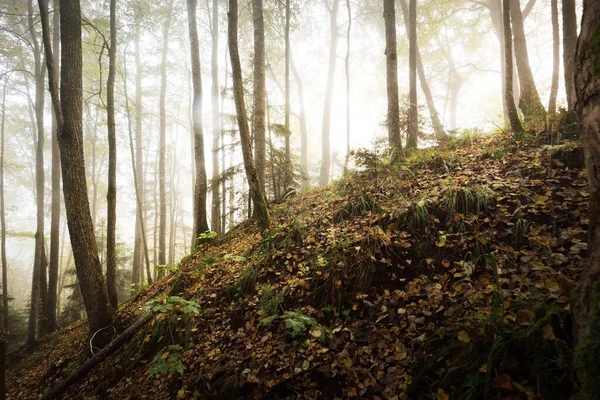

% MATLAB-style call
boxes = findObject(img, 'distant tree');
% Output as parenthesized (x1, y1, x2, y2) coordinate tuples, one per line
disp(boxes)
(572, 0, 600, 396)
(187, 0, 210, 245)
(319, 0, 340, 186)
(290, 52, 308, 185)
(158, 0, 173, 276)
(47, 0, 60, 333)
(406, 0, 418, 149)
(253, 0, 266, 194)
(383, 0, 401, 149)
(37, 0, 114, 343)
(211, 0, 222, 235)
(105, 0, 118, 309)
(561, 0, 577, 113)
(284, 0, 292, 187)
(548, 0, 559, 132)
(510, 0, 546, 123)
(343, 0, 351, 172)
(1, 67, 8, 331)
(228, 0, 270, 229)
(502, 0, 523, 133)
(132, 19, 144, 286)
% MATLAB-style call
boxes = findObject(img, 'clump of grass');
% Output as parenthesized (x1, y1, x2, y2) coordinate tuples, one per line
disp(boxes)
(446, 184, 494, 218)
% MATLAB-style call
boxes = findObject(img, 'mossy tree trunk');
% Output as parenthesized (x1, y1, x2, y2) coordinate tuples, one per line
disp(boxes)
(383, 0, 401, 149)
(502, 0, 523, 134)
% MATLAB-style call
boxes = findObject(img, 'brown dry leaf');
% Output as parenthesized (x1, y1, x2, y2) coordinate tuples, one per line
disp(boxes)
(458, 331, 470, 343)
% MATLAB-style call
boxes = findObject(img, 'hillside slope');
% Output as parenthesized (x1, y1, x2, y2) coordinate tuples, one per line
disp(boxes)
(7, 135, 588, 399)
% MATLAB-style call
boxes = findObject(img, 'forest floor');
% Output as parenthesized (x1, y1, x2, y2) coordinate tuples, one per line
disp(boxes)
(6, 133, 588, 399)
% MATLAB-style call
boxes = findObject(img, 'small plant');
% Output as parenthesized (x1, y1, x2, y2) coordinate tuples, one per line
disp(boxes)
(143, 296, 202, 316)
(195, 230, 217, 247)
(284, 310, 326, 339)
(149, 344, 185, 376)
(237, 267, 257, 296)
(224, 254, 246, 263)
(446, 185, 494, 217)
(155, 264, 178, 275)
(259, 285, 284, 316)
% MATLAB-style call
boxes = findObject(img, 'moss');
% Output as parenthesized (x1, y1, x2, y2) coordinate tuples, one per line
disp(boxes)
(575, 281, 600, 399)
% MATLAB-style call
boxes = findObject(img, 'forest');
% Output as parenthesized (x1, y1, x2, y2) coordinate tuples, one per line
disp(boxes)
(1, 0, 600, 398)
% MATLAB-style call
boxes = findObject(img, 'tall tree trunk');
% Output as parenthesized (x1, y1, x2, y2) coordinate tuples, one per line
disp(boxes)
(105, 0, 118, 309)
(253, 0, 267, 195)
(228, 0, 271, 229)
(47, 0, 60, 333)
(38, 0, 114, 342)
(284, 0, 291, 187)
(158, 1, 173, 277)
(132, 24, 143, 286)
(548, 0, 560, 133)
(572, 1, 600, 397)
(28, 0, 48, 344)
(319, 0, 340, 186)
(406, 0, 418, 149)
(289, 52, 308, 185)
(510, 0, 546, 123)
(1, 71, 8, 330)
(211, 0, 222, 235)
(383, 0, 401, 149)
(343, 0, 351, 172)
(503, 0, 523, 133)
(187, 0, 210, 246)
(122, 52, 153, 287)
(561, 0, 577, 114)
(399, 0, 445, 140)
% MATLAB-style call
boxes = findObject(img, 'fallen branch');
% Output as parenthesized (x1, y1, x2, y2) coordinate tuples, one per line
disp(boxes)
(42, 313, 154, 400)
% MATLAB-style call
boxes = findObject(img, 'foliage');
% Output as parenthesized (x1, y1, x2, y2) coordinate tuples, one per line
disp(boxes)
(149, 345, 185, 376)
(283, 310, 326, 339)
(155, 264, 178, 275)
(143, 296, 201, 316)
(259, 284, 284, 316)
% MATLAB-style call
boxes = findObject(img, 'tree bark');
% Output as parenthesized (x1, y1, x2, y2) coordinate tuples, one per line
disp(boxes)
(572, 1, 600, 396)
(561, 0, 577, 113)
(132, 23, 144, 286)
(406, 0, 418, 149)
(158, 1, 173, 277)
(383, 0, 401, 149)
(399, 0, 445, 140)
(343, 0, 351, 172)
(187, 0, 210, 245)
(510, 0, 546, 123)
(47, 0, 60, 333)
(319, 0, 340, 186)
(548, 0, 560, 130)
(105, 0, 118, 309)
(211, 0, 222, 235)
(1, 70, 8, 331)
(289, 52, 308, 185)
(28, 0, 48, 345)
(253, 0, 267, 195)
(284, 0, 291, 187)
(503, 0, 523, 133)
(228, 0, 271, 229)
(38, 0, 114, 341)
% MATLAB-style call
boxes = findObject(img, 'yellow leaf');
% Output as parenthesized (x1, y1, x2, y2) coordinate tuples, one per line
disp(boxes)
(177, 389, 186, 398)
(436, 388, 450, 400)
(310, 329, 322, 338)
(436, 235, 447, 247)
(543, 325, 556, 341)
(458, 331, 471, 343)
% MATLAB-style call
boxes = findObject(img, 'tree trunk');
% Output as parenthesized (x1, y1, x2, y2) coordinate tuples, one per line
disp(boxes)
(503, 0, 524, 133)
(253, 0, 267, 195)
(105, 0, 118, 309)
(38, 0, 114, 342)
(28, 0, 48, 344)
(548, 0, 560, 133)
(289, 52, 308, 185)
(343, 0, 351, 172)
(132, 24, 144, 286)
(158, 1, 173, 277)
(572, 1, 600, 396)
(319, 0, 340, 186)
(399, 0, 445, 140)
(211, 0, 222, 235)
(187, 0, 210, 245)
(284, 0, 292, 187)
(1, 70, 8, 330)
(47, 0, 60, 333)
(228, 0, 271, 229)
(406, 0, 418, 149)
(510, 0, 546, 123)
(561, 0, 577, 114)
(383, 0, 401, 149)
